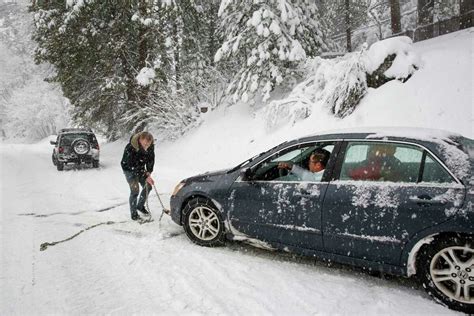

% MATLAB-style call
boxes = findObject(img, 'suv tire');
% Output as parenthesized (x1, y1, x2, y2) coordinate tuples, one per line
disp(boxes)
(417, 235, 474, 314)
(71, 138, 91, 155)
(92, 160, 99, 168)
(57, 162, 64, 171)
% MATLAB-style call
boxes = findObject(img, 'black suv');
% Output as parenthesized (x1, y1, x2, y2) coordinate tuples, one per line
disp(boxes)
(50, 128, 100, 171)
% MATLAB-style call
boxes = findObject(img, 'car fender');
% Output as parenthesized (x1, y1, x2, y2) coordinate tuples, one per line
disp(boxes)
(401, 216, 473, 277)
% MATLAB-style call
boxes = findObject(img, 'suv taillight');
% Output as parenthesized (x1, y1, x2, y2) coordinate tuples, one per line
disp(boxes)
(59, 147, 64, 153)
(94, 143, 100, 150)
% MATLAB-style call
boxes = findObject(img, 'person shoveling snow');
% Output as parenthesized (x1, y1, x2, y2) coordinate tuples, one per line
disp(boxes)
(121, 131, 167, 221)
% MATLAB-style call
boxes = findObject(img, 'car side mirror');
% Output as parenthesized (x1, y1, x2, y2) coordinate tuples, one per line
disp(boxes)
(50, 141, 57, 145)
(240, 168, 253, 181)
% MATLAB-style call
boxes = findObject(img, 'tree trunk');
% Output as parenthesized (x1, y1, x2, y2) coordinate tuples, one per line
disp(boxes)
(173, 19, 181, 90)
(208, 2, 219, 67)
(417, 0, 434, 40)
(344, 0, 352, 52)
(389, 0, 402, 35)
(460, 0, 473, 29)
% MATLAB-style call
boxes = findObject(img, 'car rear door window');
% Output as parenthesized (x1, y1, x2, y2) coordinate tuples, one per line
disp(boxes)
(340, 142, 423, 183)
(422, 154, 456, 183)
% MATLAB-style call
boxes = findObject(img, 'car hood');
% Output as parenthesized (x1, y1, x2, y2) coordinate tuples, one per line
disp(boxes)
(184, 168, 232, 184)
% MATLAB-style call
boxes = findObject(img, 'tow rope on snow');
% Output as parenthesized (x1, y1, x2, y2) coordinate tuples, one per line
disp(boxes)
(40, 220, 127, 251)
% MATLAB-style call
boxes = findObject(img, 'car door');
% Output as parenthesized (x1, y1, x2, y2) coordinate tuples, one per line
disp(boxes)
(322, 140, 465, 265)
(228, 141, 339, 250)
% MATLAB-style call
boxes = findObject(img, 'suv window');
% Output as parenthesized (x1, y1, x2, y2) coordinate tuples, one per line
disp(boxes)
(340, 142, 423, 183)
(59, 133, 97, 146)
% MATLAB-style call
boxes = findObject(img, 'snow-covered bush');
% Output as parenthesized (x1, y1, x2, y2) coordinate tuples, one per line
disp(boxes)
(365, 36, 420, 86)
(260, 36, 420, 130)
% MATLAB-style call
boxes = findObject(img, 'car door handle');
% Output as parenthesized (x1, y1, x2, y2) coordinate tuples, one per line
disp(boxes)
(294, 191, 317, 198)
(409, 196, 446, 205)
(295, 193, 313, 198)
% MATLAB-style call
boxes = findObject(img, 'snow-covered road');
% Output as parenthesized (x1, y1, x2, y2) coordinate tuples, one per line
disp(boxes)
(0, 139, 458, 315)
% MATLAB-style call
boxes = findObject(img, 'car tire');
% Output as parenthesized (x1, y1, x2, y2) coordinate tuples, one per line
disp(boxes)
(71, 138, 91, 155)
(57, 162, 64, 171)
(52, 153, 57, 166)
(417, 235, 473, 314)
(92, 160, 99, 168)
(182, 197, 225, 247)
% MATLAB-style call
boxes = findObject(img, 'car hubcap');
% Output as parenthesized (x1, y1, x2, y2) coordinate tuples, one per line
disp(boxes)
(188, 206, 220, 241)
(430, 245, 474, 303)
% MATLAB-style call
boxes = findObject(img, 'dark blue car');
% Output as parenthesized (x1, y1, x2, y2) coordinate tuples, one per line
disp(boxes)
(170, 128, 473, 313)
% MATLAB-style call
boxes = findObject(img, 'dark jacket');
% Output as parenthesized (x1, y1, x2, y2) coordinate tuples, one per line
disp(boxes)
(121, 132, 155, 176)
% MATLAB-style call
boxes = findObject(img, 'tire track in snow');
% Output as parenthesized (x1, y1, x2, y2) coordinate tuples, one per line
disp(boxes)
(18, 202, 128, 218)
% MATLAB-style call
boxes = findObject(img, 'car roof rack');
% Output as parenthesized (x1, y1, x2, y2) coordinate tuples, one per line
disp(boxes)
(59, 128, 93, 134)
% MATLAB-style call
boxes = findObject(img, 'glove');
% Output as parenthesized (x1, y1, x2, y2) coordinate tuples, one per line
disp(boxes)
(146, 176, 155, 185)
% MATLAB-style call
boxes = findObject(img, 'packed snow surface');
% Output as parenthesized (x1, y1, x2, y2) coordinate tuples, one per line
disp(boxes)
(0, 140, 456, 315)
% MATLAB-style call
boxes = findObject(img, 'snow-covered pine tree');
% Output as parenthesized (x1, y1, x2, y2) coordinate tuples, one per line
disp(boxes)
(215, 0, 329, 103)
(322, 0, 369, 52)
(126, 0, 226, 138)
(33, 1, 139, 138)
(32, 0, 226, 139)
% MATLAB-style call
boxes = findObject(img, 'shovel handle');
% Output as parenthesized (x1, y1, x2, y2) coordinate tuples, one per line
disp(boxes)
(153, 185, 170, 221)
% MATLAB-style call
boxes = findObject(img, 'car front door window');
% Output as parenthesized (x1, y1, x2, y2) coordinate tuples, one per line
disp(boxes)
(251, 143, 334, 182)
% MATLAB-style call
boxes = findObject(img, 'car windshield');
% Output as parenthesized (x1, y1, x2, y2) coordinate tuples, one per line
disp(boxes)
(227, 142, 287, 173)
(59, 133, 96, 146)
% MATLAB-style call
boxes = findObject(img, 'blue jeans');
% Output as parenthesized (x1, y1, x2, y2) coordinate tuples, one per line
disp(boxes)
(124, 171, 152, 217)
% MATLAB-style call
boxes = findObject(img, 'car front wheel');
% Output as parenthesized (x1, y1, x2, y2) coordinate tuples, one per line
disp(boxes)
(417, 235, 474, 313)
(182, 198, 225, 247)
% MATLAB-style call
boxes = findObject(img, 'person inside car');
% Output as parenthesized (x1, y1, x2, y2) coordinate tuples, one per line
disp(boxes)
(349, 144, 403, 181)
(121, 131, 155, 221)
(278, 148, 331, 182)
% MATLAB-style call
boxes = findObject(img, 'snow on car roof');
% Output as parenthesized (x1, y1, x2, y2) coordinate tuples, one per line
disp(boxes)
(303, 127, 471, 181)
(306, 126, 465, 141)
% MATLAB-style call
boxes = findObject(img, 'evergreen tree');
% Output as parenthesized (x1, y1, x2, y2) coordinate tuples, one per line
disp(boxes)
(32, 0, 224, 139)
(215, 0, 330, 103)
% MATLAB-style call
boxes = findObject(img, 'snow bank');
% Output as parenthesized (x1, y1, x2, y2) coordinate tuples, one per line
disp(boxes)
(260, 35, 421, 125)
(364, 36, 420, 79)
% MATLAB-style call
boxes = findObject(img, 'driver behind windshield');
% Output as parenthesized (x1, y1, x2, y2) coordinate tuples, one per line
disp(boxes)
(277, 148, 330, 182)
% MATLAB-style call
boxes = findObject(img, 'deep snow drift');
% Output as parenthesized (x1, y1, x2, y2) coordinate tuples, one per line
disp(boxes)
(1, 29, 472, 315)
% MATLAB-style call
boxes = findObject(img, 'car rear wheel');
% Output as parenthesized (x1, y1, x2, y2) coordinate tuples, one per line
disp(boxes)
(183, 198, 225, 247)
(52, 153, 57, 166)
(417, 235, 474, 313)
(92, 160, 99, 168)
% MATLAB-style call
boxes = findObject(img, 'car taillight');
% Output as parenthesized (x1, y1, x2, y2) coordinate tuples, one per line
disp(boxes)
(94, 144, 100, 150)
(59, 147, 64, 153)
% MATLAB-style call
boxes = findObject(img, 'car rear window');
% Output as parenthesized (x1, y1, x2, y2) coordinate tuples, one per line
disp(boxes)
(59, 133, 97, 146)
